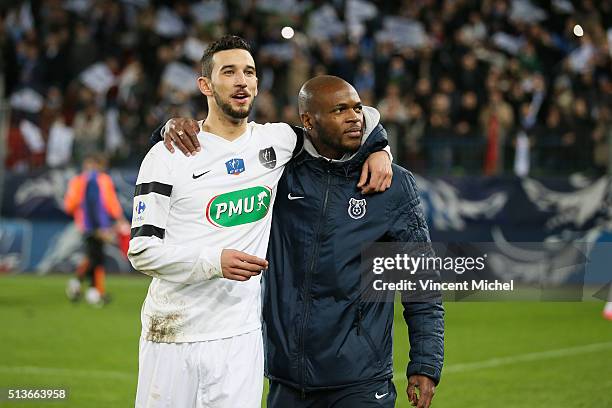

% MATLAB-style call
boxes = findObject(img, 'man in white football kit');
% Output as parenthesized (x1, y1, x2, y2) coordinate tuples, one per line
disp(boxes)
(128, 36, 392, 408)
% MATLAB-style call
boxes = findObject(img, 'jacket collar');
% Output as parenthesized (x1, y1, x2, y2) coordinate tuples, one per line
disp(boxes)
(295, 107, 388, 172)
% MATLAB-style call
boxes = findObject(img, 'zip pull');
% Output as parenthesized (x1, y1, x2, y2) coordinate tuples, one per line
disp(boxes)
(357, 306, 362, 335)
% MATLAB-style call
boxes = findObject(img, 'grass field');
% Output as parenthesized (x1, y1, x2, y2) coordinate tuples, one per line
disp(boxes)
(0, 275, 611, 407)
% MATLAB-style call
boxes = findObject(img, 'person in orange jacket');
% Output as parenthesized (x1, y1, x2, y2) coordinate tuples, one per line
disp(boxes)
(64, 153, 127, 306)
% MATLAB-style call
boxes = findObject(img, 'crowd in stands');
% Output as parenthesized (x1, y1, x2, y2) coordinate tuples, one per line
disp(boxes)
(1, 0, 611, 176)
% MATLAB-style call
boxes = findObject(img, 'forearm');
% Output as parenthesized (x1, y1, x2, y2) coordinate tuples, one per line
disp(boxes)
(128, 237, 222, 284)
(403, 301, 445, 384)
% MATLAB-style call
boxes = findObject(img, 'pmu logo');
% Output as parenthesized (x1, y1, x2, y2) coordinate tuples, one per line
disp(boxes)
(136, 201, 146, 214)
(206, 186, 271, 228)
(225, 158, 245, 175)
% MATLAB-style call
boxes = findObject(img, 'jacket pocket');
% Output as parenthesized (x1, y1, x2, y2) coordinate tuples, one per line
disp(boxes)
(356, 305, 383, 368)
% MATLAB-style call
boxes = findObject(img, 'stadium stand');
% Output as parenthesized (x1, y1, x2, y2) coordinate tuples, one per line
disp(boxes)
(1, 0, 610, 175)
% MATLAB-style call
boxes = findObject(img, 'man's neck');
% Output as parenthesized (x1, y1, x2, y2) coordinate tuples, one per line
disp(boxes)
(202, 104, 248, 141)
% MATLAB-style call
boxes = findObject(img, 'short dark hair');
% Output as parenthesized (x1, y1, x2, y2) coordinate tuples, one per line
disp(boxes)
(201, 35, 252, 77)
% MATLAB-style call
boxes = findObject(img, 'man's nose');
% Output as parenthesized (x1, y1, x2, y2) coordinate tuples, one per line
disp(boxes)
(346, 109, 361, 123)
(234, 71, 247, 87)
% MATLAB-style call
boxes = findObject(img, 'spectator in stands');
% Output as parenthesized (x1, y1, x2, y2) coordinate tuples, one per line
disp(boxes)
(534, 106, 568, 172)
(426, 92, 454, 174)
(481, 90, 514, 175)
(72, 89, 105, 163)
(1, 0, 610, 175)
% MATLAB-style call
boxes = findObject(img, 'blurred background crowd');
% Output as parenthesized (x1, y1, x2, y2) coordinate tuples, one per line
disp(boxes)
(1, 0, 611, 175)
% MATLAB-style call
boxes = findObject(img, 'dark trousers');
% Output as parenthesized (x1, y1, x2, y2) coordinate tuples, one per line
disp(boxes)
(267, 379, 396, 408)
(84, 234, 104, 288)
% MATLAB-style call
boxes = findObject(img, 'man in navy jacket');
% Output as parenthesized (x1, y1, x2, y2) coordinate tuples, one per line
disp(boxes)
(153, 76, 444, 408)
(263, 76, 444, 408)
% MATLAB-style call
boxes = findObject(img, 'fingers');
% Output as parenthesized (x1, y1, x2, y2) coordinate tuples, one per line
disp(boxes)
(407, 382, 418, 406)
(238, 253, 269, 268)
(224, 268, 261, 281)
(384, 164, 393, 190)
(360, 166, 381, 194)
(374, 169, 386, 192)
(416, 384, 434, 408)
(171, 126, 193, 157)
(372, 162, 392, 192)
(165, 127, 189, 156)
(221, 249, 268, 281)
(378, 166, 391, 191)
(163, 134, 175, 153)
(178, 128, 196, 155)
(360, 149, 394, 194)
(357, 161, 369, 188)
(164, 119, 200, 157)
(190, 121, 201, 152)
(233, 259, 267, 273)
(175, 120, 199, 155)
(361, 163, 393, 194)
(408, 376, 435, 408)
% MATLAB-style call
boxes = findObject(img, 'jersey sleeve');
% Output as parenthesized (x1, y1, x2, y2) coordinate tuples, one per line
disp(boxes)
(259, 122, 299, 167)
(127, 148, 223, 283)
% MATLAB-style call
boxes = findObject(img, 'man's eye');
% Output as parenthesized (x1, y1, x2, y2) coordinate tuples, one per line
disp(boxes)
(246, 71, 255, 76)
(223, 70, 233, 75)
(355, 106, 363, 113)
(334, 108, 343, 113)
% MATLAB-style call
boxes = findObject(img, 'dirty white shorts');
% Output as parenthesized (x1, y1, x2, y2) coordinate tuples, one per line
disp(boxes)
(135, 329, 263, 408)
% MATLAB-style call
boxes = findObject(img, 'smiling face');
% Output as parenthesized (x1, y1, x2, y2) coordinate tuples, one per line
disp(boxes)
(198, 49, 258, 120)
(300, 78, 364, 158)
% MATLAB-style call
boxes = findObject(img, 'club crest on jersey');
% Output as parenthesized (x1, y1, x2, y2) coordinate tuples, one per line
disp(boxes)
(225, 158, 245, 175)
(259, 147, 277, 169)
(348, 198, 366, 219)
(206, 186, 272, 228)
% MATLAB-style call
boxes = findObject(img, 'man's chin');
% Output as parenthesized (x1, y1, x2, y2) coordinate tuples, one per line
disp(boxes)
(344, 139, 361, 152)
(223, 104, 252, 119)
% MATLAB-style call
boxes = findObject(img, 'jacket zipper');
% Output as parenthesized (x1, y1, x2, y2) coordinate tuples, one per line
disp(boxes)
(356, 304, 383, 367)
(298, 167, 332, 397)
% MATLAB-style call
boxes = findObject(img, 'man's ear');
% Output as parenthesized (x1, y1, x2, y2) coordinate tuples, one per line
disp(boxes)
(198, 76, 213, 97)
(300, 112, 313, 130)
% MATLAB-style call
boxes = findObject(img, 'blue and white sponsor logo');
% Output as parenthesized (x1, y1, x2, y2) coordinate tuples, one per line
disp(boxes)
(225, 158, 246, 175)
(136, 201, 146, 214)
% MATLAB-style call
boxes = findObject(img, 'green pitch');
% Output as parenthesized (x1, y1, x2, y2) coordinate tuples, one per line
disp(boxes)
(0, 275, 611, 407)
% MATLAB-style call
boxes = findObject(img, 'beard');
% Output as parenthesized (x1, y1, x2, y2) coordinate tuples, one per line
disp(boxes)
(313, 122, 361, 155)
(212, 88, 254, 119)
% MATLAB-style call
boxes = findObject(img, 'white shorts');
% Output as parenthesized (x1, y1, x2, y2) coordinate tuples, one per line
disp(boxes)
(135, 329, 263, 408)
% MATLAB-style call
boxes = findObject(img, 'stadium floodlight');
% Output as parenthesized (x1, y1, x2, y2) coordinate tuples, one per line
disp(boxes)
(573, 24, 584, 37)
(281, 26, 295, 40)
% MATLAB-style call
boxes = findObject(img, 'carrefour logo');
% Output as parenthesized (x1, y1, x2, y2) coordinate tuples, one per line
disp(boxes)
(206, 186, 272, 228)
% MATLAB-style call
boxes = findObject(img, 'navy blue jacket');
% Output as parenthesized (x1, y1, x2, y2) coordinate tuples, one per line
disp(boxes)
(149, 123, 444, 391)
(263, 124, 444, 392)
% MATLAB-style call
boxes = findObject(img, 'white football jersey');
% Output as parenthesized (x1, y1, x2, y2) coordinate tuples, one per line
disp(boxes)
(128, 122, 297, 342)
